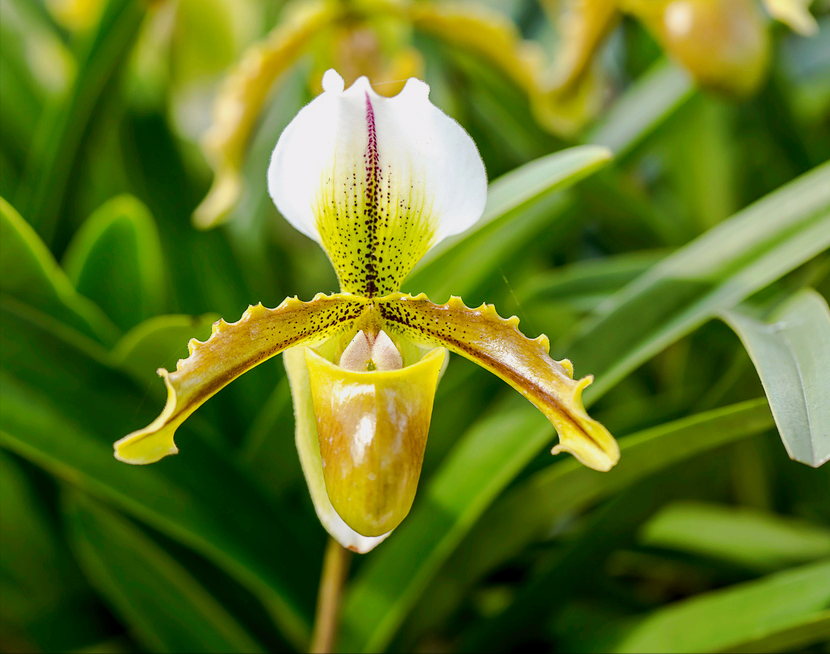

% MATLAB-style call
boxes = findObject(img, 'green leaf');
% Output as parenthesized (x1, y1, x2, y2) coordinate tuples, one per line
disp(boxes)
(563, 162, 830, 401)
(0, 451, 79, 626)
(66, 492, 265, 653)
(587, 59, 695, 158)
(662, 95, 738, 232)
(62, 195, 167, 331)
(0, 371, 315, 649)
(0, 48, 43, 167)
(721, 289, 830, 467)
(641, 501, 830, 572)
(602, 559, 830, 653)
(0, 0, 70, 150)
(460, 472, 696, 653)
(0, 450, 110, 653)
(0, 196, 119, 345)
(519, 249, 669, 311)
(14, 0, 145, 243)
(338, 398, 774, 652)
(109, 313, 219, 387)
(465, 145, 613, 247)
(402, 398, 778, 643)
(0, 301, 317, 648)
(406, 145, 612, 298)
(457, 399, 775, 587)
(338, 396, 553, 653)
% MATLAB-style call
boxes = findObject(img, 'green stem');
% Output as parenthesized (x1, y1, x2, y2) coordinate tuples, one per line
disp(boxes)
(310, 538, 351, 653)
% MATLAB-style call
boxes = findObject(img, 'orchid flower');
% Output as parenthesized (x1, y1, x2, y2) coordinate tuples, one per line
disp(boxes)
(115, 70, 619, 553)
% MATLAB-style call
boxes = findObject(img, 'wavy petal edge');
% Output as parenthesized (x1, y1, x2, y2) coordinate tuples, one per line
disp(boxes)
(114, 293, 371, 464)
(376, 293, 620, 472)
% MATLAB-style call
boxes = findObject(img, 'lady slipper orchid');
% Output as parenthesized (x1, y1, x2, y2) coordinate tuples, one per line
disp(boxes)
(115, 70, 619, 553)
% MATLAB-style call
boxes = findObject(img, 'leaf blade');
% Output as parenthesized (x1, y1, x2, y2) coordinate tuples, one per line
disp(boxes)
(62, 195, 167, 331)
(605, 560, 830, 653)
(407, 145, 612, 297)
(722, 289, 830, 466)
(564, 162, 830, 400)
(641, 501, 830, 572)
(0, 196, 119, 345)
(66, 492, 266, 654)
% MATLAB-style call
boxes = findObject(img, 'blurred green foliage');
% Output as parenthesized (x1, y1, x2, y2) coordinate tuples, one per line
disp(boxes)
(1, 0, 829, 652)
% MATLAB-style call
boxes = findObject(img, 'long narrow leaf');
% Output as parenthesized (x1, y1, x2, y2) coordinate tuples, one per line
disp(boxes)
(15, 0, 145, 243)
(641, 501, 830, 571)
(403, 399, 777, 642)
(0, 302, 317, 649)
(62, 195, 167, 331)
(339, 398, 774, 652)
(563, 162, 830, 400)
(587, 59, 694, 157)
(0, 197, 119, 345)
(602, 559, 830, 653)
(406, 145, 611, 297)
(519, 249, 668, 310)
(460, 474, 693, 653)
(67, 492, 265, 654)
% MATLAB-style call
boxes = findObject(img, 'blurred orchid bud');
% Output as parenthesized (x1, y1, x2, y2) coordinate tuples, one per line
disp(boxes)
(621, 0, 770, 96)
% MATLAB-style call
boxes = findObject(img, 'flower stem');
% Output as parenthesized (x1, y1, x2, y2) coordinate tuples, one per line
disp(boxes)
(310, 538, 351, 653)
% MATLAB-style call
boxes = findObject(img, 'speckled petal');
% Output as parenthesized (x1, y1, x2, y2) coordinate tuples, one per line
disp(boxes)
(268, 69, 487, 296)
(376, 293, 619, 472)
(114, 294, 371, 464)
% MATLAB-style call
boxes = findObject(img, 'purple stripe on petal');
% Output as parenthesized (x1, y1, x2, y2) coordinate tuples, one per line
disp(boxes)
(363, 92, 381, 297)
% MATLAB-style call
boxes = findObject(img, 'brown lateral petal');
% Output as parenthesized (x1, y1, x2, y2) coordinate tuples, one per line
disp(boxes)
(114, 293, 371, 464)
(376, 293, 619, 471)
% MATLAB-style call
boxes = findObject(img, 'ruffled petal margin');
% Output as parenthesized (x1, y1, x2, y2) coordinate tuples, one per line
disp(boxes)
(114, 293, 371, 464)
(376, 293, 620, 472)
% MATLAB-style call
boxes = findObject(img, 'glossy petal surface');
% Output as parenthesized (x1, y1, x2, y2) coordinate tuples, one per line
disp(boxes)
(306, 346, 445, 537)
(284, 345, 390, 554)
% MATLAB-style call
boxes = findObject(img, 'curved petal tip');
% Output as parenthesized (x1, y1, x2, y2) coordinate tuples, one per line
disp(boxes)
(401, 77, 430, 98)
(322, 69, 345, 94)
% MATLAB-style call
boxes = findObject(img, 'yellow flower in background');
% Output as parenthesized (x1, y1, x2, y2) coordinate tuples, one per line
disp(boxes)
(115, 70, 618, 553)
(192, 0, 819, 230)
(193, 0, 547, 229)
(46, 0, 105, 31)
(545, 0, 818, 104)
